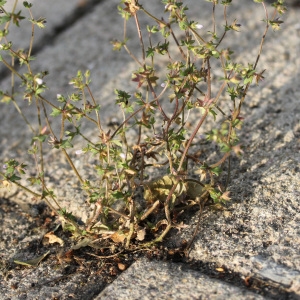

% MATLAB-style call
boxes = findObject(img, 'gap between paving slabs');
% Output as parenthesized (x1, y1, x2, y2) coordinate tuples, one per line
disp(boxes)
(0, 0, 104, 78)
(23, 0, 105, 54)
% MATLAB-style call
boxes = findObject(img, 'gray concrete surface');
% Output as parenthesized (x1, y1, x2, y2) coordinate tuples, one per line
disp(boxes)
(0, 0, 92, 75)
(97, 258, 266, 300)
(0, 0, 299, 299)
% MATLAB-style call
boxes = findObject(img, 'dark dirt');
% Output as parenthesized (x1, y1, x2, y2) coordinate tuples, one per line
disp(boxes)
(1, 196, 298, 300)
(0, 197, 135, 300)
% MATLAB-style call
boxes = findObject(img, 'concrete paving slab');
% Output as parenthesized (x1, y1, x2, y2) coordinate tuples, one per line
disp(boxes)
(1, 0, 97, 49)
(96, 258, 265, 300)
(0, 0, 100, 74)
(0, 0, 299, 299)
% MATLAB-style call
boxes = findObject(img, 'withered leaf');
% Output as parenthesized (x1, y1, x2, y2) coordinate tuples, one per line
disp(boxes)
(71, 237, 93, 250)
(136, 228, 146, 241)
(110, 231, 127, 243)
(144, 175, 186, 208)
(14, 251, 50, 267)
(43, 232, 64, 246)
(118, 263, 127, 271)
(186, 180, 203, 199)
(154, 219, 168, 232)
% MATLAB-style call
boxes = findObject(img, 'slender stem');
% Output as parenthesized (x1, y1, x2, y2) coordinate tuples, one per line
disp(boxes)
(110, 83, 168, 140)
(215, 5, 228, 49)
(169, 25, 186, 60)
(11, 97, 35, 133)
(61, 148, 85, 186)
(164, 181, 179, 223)
(140, 200, 160, 221)
(35, 97, 44, 177)
(140, 6, 166, 27)
(134, 13, 145, 65)
(177, 59, 211, 172)
(0, 0, 18, 43)
(40, 100, 87, 193)
(26, 7, 35, 58)
(1, 58, 25, 80)
(234, 2, 270, 121)
(177, 108, 209, 172)
(209, 152, 231, 169)
(146, 77, 169, 121)
(110, 106, 144, 140)
(0, 176, 60, 215)
(85, 84, 103, 135)
(123, 44, 143, 67)
(185, 191, 209, 254)
(212, 2, 216, 35)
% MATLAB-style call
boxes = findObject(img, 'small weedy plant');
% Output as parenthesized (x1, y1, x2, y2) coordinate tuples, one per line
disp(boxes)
(0, 0, 286, 251)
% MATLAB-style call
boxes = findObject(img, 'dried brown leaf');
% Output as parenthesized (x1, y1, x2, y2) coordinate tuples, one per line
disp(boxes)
(136, 228, 146, 241)
(118, 263, 127, 271)
(110, 231, 127, 243)
(43, 232, 64, 246)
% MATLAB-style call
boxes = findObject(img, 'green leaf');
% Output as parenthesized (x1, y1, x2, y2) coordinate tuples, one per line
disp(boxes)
(56, 94, 66, 102)
(8, 174, 21, 182)
(58, 208, 76, 221)
(42, 189, 56, 199)
(29, 17, 46, 28)
(209, 109, 217, 120)
(50, 107, 62, 117)
(0, 15, 10, 24)
(27, 176, 42, 186)
(115, 89, 131, 104)
(89, 192, 101, 203)
(65, 126, 80, 139)
(10, 11, 25, 27)
(0, 92, 12, 103)
(23, 1, 33, 8)
(117, 4, 131, 20)
(146, 47, 155, 58)
(0, 41, 12, 50)
(110, 139, 122, 147)
(60, 139, 73, 149)
(112, 191, 124, 199)
(147, 25, 159, 33)
(211, 166, 222, 176)
(28, 143, 38, 155)
(268, 18, 284, 31)
(244, 76, 253, 85)
(221, 0, 232, 5)
(23, 1, 32, 8)
(220, 143, 231, 153)
(69, 93, 81, 101)
(32, 134, 47, 143)
(0, 29, 8, 37)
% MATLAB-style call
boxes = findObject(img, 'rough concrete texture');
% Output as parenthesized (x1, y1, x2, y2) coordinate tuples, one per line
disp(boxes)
(0, 0, 299, 299)
(97, 258, 265, 300)
(0, 0, 98, 75)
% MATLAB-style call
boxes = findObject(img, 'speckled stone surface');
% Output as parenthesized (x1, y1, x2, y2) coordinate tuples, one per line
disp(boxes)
(0, 0, 299, 299)
(97, 258, 266, 300)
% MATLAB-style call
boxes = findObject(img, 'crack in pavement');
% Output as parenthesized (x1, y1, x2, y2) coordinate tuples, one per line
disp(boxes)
(0, 0, 104, 80)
